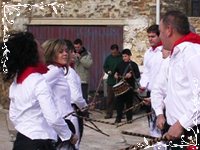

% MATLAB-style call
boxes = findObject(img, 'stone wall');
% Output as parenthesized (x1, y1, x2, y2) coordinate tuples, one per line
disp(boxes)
(189, 17, 200, 33)
(0, 0, 200, 109)
(0, 75, 11, 109)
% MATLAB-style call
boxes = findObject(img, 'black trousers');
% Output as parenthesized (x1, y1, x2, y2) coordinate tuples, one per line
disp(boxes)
(81, 83, 88, 103)
(116, 89, 133, 121)
(13, 132, 56, 150)
(56, 119, 76, 150)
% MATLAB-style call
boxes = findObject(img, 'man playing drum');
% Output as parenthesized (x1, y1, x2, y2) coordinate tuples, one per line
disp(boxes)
(114, 49, 140, 123)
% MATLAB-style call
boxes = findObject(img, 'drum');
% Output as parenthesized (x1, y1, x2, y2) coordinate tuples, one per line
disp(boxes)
(113, 81, 131, 96)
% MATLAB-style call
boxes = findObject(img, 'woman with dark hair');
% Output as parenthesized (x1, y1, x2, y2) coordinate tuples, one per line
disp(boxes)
(0, 32, 75, 150)
(42, 39, 78, 150)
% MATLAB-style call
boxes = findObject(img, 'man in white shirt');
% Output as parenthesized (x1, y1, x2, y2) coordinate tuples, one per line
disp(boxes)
(140, 24, 163, 93)
(139, 25, 163, 145)
(159, 10, 200, 149)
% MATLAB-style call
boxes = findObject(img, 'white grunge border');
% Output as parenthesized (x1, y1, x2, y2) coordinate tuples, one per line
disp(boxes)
(1, 1, 199, 150)
(1, 1, 65, 73)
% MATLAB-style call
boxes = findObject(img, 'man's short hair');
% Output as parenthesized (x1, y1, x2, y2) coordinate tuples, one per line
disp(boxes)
(147, 24, 160, 36)
(74, 38, 83, 45)
(110, 44, 119, 50)
(161, 10, 190, 35)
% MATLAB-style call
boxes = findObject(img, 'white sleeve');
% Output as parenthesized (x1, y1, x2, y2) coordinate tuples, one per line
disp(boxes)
(179, 53, 200, 129)
(43, 66, 60, 86)
(35, 78, 72, 141)
(66, 69, 87, 109)
(151, 58, 169, 116)
(140, 52, 150, 88)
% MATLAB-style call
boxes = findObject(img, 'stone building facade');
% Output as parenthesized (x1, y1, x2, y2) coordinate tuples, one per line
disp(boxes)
(0, 0, 200, 108)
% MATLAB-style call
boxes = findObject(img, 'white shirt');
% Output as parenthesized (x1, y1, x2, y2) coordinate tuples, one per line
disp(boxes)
(9, 73, 72, 141)
(151, 57, 169, 116)
(65, 67, 87, 109)
(160, 42, 200, 129)
(140, 46, 163, 91)
(44, 65, 74, 118)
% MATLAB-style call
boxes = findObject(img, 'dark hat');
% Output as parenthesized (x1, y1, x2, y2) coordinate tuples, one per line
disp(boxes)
(122, 49, 132, 56)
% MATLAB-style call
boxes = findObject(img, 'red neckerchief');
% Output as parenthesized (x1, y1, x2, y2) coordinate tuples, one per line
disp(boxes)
(152, 41, 162, 51)
(171, 32, 200, 55)
(17, 63, 48, 84)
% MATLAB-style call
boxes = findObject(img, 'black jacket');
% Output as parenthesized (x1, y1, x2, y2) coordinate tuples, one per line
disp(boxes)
(115, 61, 140, 89)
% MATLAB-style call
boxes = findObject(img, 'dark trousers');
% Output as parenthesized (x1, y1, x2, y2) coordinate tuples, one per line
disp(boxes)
(56, 119, 76, 150)
(105, 85, 115, 117)
(77, 110, 84, 144)
(13, 132, 56, 150)
(71, 104, 84, 145)
(116, 90, 133, 121)
(81, 83, 88, 103)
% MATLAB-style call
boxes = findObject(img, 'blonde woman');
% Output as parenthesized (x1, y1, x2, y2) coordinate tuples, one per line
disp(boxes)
(42, 39, 78, 150)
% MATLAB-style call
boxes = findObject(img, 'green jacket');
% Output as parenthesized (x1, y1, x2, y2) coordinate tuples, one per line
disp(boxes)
(103, 54, 122, 86)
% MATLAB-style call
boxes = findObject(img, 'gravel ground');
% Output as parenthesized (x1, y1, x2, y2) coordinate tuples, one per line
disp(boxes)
(79, 109, 154, 150)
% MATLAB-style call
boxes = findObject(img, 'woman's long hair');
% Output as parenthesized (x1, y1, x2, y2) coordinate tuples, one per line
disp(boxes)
(42, 39, 67, 66)
(0, 32, 39, 81)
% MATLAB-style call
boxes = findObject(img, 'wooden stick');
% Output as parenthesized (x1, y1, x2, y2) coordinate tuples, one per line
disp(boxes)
(84, 123, 110, 137)
(90, 73, 104, 104)
(121, 131, 156, 139)
(87, 119, 109, 136)
(64, 99, 103, 118)
(72, 113, 116, 126)
(116, 112, 153, 128)
(123, 101, 144, 114)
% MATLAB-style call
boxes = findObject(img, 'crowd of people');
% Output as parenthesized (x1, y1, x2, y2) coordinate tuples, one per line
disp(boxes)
(0, 10, 200, 150)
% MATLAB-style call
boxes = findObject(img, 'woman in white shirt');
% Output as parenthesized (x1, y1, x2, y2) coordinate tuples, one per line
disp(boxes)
(42, 39, 78, 150)
(0, 32, 75, 150)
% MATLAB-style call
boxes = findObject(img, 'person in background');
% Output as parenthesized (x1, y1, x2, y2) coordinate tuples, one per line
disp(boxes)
(42, 39, 78, 150)
(65, 40, 88, 150)
(0, 32, 75, 150)
(74, 38, 93, 104)
(103, 44, 122, 119)
(158, 10, 200, 149)
(114, 49, 140, 123)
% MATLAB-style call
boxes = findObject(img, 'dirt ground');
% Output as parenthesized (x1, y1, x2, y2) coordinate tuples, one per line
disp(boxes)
(79, 109, 154, 150)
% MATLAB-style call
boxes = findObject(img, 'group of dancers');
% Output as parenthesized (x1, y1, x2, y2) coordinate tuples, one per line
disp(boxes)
(1, 10, 200, 150)
(0, 33, 88, 150)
